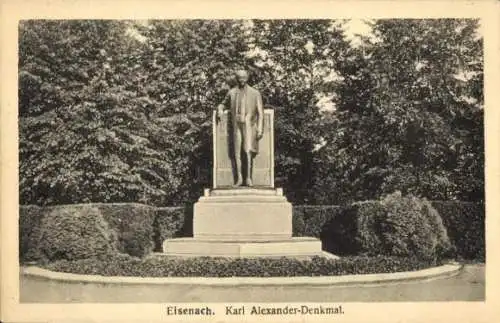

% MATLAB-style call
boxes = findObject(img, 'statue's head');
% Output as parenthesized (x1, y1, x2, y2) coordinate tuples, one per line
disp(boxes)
(235, 69, 249, 87)
(225, 75, 237, 88)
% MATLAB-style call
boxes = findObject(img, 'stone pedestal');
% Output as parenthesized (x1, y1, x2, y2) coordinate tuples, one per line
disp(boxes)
(194, 188, 291, 241)
(162, 188, 329, 258)
(163, 237, 323, 258)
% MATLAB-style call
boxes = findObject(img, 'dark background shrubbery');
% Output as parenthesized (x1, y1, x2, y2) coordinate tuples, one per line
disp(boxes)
(95, 203, 156, 257)
(432, 201, 485, 261)
(152, 206, 192, 251)
(19, 205, 47, 262)
(19, 20, 483, 208)
(20, 198, 484, 264)
(292, 205, 344, 252)
(324, 201, 386, 256)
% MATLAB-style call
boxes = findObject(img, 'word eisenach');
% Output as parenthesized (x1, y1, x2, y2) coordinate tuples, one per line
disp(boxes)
(226, 305, 344, 315)
(166, 306, 214, 315)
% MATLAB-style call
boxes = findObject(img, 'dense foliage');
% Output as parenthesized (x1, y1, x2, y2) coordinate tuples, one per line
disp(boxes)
(38, 206, 117, 261)
(327, 192, 452, 261)
(20, 200, 483, 263)
(19, 205, 46, 261)
(250, 20, 350, 200)
(19, 19, 483, 206)
(315, 19, 484, 204)
(292, 205, 344, 252)
(432, 201, 485, 261)
(44, 254, 442, 277)
(20, 203, 156, 262)
(19, 20, 252, 206)
(94, 203, 156, 257)
(378, 192, 452, 260)
(153, 206, 191, 251)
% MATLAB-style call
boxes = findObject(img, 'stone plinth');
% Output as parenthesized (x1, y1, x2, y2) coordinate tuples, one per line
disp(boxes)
(162, 188, 329, 258)
(162, 237, 323, 258)
(193, 188, 291, 241)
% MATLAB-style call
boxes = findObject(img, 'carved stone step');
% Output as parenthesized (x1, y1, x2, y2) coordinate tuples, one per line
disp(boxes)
(162, 237, 331, 258)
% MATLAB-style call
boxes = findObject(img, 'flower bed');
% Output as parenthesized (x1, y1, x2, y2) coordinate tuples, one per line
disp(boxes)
(42, 254, 444, 278)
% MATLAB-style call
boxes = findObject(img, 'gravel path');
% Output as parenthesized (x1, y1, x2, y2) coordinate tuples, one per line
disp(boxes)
(20, 264, 484, 303)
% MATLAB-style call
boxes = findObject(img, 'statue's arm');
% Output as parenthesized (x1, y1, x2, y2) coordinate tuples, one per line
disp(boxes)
(257, 91, 264, 138)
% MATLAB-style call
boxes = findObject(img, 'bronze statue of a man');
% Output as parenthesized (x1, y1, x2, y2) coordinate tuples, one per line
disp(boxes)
(217, 70, 264, 187)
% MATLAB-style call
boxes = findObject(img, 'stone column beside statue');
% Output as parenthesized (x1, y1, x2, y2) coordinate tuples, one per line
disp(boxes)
(162, 71, 333, 258)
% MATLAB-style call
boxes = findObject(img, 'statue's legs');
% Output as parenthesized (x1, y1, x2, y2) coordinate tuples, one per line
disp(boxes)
(233, 122, 244, 186)
(244, 121, 254, 187)
(246, 152, 253, 187)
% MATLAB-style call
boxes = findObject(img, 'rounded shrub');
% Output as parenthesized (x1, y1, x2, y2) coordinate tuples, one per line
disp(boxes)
(38, 205, 117, 261)
(379, 191, 452, 261)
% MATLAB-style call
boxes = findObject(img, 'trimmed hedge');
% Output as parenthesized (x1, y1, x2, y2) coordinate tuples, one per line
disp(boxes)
(153, 206, 190, 251)
(432, 201, 485, 261)
(94, 203, 156, 257)
(322, 193, 454, 261)
(378, 192, 452, 260)
(38, 206, 117, 261)
(20, 199, 485, 263)
(292, 205, 344, 253)
(325, 201, 385, 256)
(19, 205, 46, 261)
(44, 254, 442, 277)
(293, 205, 344, 237)
(20, 203, 156, 262)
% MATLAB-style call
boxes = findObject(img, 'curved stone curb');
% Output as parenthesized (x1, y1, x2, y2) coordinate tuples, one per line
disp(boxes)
(22, 263, 462, 287)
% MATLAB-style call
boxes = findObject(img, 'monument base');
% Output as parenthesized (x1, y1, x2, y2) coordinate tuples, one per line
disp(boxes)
(193, 188, 292, 241)
(162, 237, 336, 259)
(161, 188, 336, 259)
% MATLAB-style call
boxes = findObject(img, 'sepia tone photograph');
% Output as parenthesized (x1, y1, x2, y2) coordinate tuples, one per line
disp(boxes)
(17, 17, 485, 303)
(1, 1, 499, 323)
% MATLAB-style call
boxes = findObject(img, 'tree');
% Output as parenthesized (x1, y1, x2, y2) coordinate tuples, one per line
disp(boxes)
(319, 19, 484, 203)
(19, 19, 483, 206)
(19, 20, 252, 205)
(127, 20, 252, 203)
(248, 20, 350, 203)
(19, 20, 157, 205)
